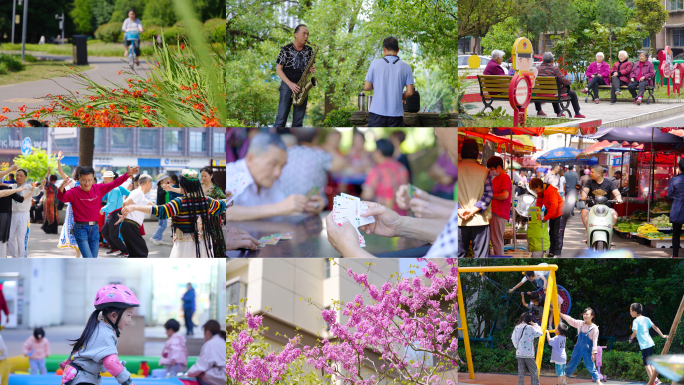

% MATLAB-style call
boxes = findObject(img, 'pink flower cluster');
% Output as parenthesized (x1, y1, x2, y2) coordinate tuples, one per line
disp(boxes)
(226, 259, 459, 385)
(227, 311, 304, 384)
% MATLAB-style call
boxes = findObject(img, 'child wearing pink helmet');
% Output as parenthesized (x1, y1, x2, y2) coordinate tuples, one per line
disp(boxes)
(61, 285, 140, 385)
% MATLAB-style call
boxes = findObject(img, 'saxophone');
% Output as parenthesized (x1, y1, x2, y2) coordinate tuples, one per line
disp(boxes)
(292, 42, 318, 106)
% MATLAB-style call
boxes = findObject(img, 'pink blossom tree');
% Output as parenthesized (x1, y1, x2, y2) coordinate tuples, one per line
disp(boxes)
(226, 258, 460, 385)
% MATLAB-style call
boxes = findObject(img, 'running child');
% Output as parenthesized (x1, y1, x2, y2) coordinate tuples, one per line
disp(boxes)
(23, 327, 49, 374)
(560, 308, 604, 385)
(546, 323, 568, 385)
(629, 303, 668, 385)
(512, 313, 543, 385)
(61, 285, 140, 385)
(160, 319, 188, 377)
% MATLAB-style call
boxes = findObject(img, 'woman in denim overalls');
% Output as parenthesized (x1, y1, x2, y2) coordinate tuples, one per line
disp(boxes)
(561, 308, 604, 385)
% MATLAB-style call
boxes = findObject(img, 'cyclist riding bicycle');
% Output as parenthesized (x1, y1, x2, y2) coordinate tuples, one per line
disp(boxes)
(122, 9, 143, 66)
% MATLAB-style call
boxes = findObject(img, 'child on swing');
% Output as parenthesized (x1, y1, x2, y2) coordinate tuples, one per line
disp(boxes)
(629, 303, 668, 385)
(512, 312, 542, 385)
(560, 308, 604, 385)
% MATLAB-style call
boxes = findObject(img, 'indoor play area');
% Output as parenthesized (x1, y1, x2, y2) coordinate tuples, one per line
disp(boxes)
(0, 260, 226, 385)
(457, 259, 684, 385)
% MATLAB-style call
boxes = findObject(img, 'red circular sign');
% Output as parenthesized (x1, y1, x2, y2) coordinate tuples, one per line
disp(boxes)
(515, 80, 529, 105)
(508, 74, 532, 110)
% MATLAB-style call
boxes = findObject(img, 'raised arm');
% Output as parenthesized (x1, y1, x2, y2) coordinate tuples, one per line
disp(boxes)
(20, 182, 38, 200)
(0, 185, 27, 198)
(0, 164, 18, 181)
(55, 152, 69, 180)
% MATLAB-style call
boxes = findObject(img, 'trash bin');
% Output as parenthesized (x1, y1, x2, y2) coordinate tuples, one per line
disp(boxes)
(72, 35, 88, 65)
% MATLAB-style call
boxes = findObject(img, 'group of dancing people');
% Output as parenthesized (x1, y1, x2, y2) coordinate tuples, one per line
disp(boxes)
(7, 151, 229, 258)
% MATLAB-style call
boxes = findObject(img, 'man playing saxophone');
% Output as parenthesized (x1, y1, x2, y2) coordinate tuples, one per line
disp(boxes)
(274, 24, 316, 127)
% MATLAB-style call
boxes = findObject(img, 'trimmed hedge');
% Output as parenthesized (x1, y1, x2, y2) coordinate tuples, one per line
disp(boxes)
(458, 345, 658, 382)
(94, 22, 123, 43)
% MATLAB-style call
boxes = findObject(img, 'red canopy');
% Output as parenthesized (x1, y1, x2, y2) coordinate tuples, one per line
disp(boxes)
(579, 140, 644, 157)
(492, 127, 545, 136)
(459, 131, 526, 153)
(661, 128, 684, 137)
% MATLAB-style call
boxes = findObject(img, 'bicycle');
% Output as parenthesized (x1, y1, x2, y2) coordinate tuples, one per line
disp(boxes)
(124, 29, 140, 70)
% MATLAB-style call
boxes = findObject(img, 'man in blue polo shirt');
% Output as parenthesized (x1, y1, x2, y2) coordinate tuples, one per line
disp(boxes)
(364, 37, 415, 127)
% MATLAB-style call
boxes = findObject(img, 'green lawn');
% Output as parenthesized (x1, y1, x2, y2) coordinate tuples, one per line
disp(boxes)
(0, 60, 92, 86)
(459, 115, 573, 127)
(0, 41, 157, 57)
(0, 41, 224, 57)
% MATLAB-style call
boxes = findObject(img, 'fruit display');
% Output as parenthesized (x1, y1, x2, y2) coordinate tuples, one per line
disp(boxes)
(616, 216, 631, 224)
(650, 215, 672, 228)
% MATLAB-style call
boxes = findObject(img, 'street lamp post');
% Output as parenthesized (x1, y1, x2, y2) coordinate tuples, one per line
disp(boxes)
(11, 0, 17, 44)
(20, 0, 28, 62)
(55, 12, 65, 45)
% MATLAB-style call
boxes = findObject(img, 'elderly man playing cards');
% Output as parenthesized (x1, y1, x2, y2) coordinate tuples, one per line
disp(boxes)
(326, 128, 460, 258)
(224, 132, 325, 221)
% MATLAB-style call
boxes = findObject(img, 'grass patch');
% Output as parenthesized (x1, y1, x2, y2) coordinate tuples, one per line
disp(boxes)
(0, 60, 92, 86)
(460, 115, 573, 127)
(0, 42, 224, 58)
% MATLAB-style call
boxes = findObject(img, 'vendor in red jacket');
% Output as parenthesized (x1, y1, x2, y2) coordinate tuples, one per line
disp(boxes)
(529, 177, 564, 257)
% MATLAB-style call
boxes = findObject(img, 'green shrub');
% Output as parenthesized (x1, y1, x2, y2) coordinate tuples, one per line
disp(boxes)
(0, 54, 25, 71)
(0, 62, 8, 75)
(458, 344, 658, 382)
(94, 22, 123, 43)
(161, 26, 189, 45)
(141, 25, 161, 43)
(204, 18, 226, 43)
(23, 54, 37, 63)
(323, 105, 356, 127)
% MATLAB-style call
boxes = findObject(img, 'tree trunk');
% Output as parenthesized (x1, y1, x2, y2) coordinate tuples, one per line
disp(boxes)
(78, 127, 94, 167)
(650, 32, 657, 56)
(324, 82, 336, 118)
(482, 140, 496, 167)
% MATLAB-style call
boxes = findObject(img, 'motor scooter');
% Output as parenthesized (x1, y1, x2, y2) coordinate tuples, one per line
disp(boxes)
(584, 195, 617, 251)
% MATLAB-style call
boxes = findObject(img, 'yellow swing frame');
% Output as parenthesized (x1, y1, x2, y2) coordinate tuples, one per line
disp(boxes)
(458, 264, 561, 379)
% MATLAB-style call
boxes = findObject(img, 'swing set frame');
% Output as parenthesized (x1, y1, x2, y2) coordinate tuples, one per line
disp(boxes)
(458, 264, 561, 379)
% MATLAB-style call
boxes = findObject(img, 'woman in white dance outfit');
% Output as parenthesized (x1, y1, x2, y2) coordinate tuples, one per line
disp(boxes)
(121, 169, 227, 257)
(55, 152, 81, 257)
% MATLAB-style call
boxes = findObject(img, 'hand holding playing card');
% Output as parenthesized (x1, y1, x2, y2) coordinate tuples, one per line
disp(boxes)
(305, 194, 324, 214)
(358, 201, 402, 238)
(396, 184, 426, 210)
(326, 213, 362, 255)
(410, 198, 447, 219)
(281, 194, 308, 215)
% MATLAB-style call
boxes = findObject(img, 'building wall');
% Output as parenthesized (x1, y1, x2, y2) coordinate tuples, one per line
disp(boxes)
(228, 259, 399, 336)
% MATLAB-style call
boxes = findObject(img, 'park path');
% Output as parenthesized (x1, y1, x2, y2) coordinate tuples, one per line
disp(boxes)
(0, 52, 152, 122)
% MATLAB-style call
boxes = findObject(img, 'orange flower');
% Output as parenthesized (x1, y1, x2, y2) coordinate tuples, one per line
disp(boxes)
(18, 105, 27, 113)
(118, 71, 122, 75)
(2, 107, 10, 113)
(0, 115, 7, 122)
(192, 83, 198, 89)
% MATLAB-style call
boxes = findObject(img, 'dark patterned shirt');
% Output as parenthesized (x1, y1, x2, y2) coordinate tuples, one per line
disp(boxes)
(276, 43, 315, 83)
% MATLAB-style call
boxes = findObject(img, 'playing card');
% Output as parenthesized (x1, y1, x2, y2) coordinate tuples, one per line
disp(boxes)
(408, 184, 417, 199)
(226, 173, 251, 204)
(305, 186, 320, 200)
(332, 193, 367, 248)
